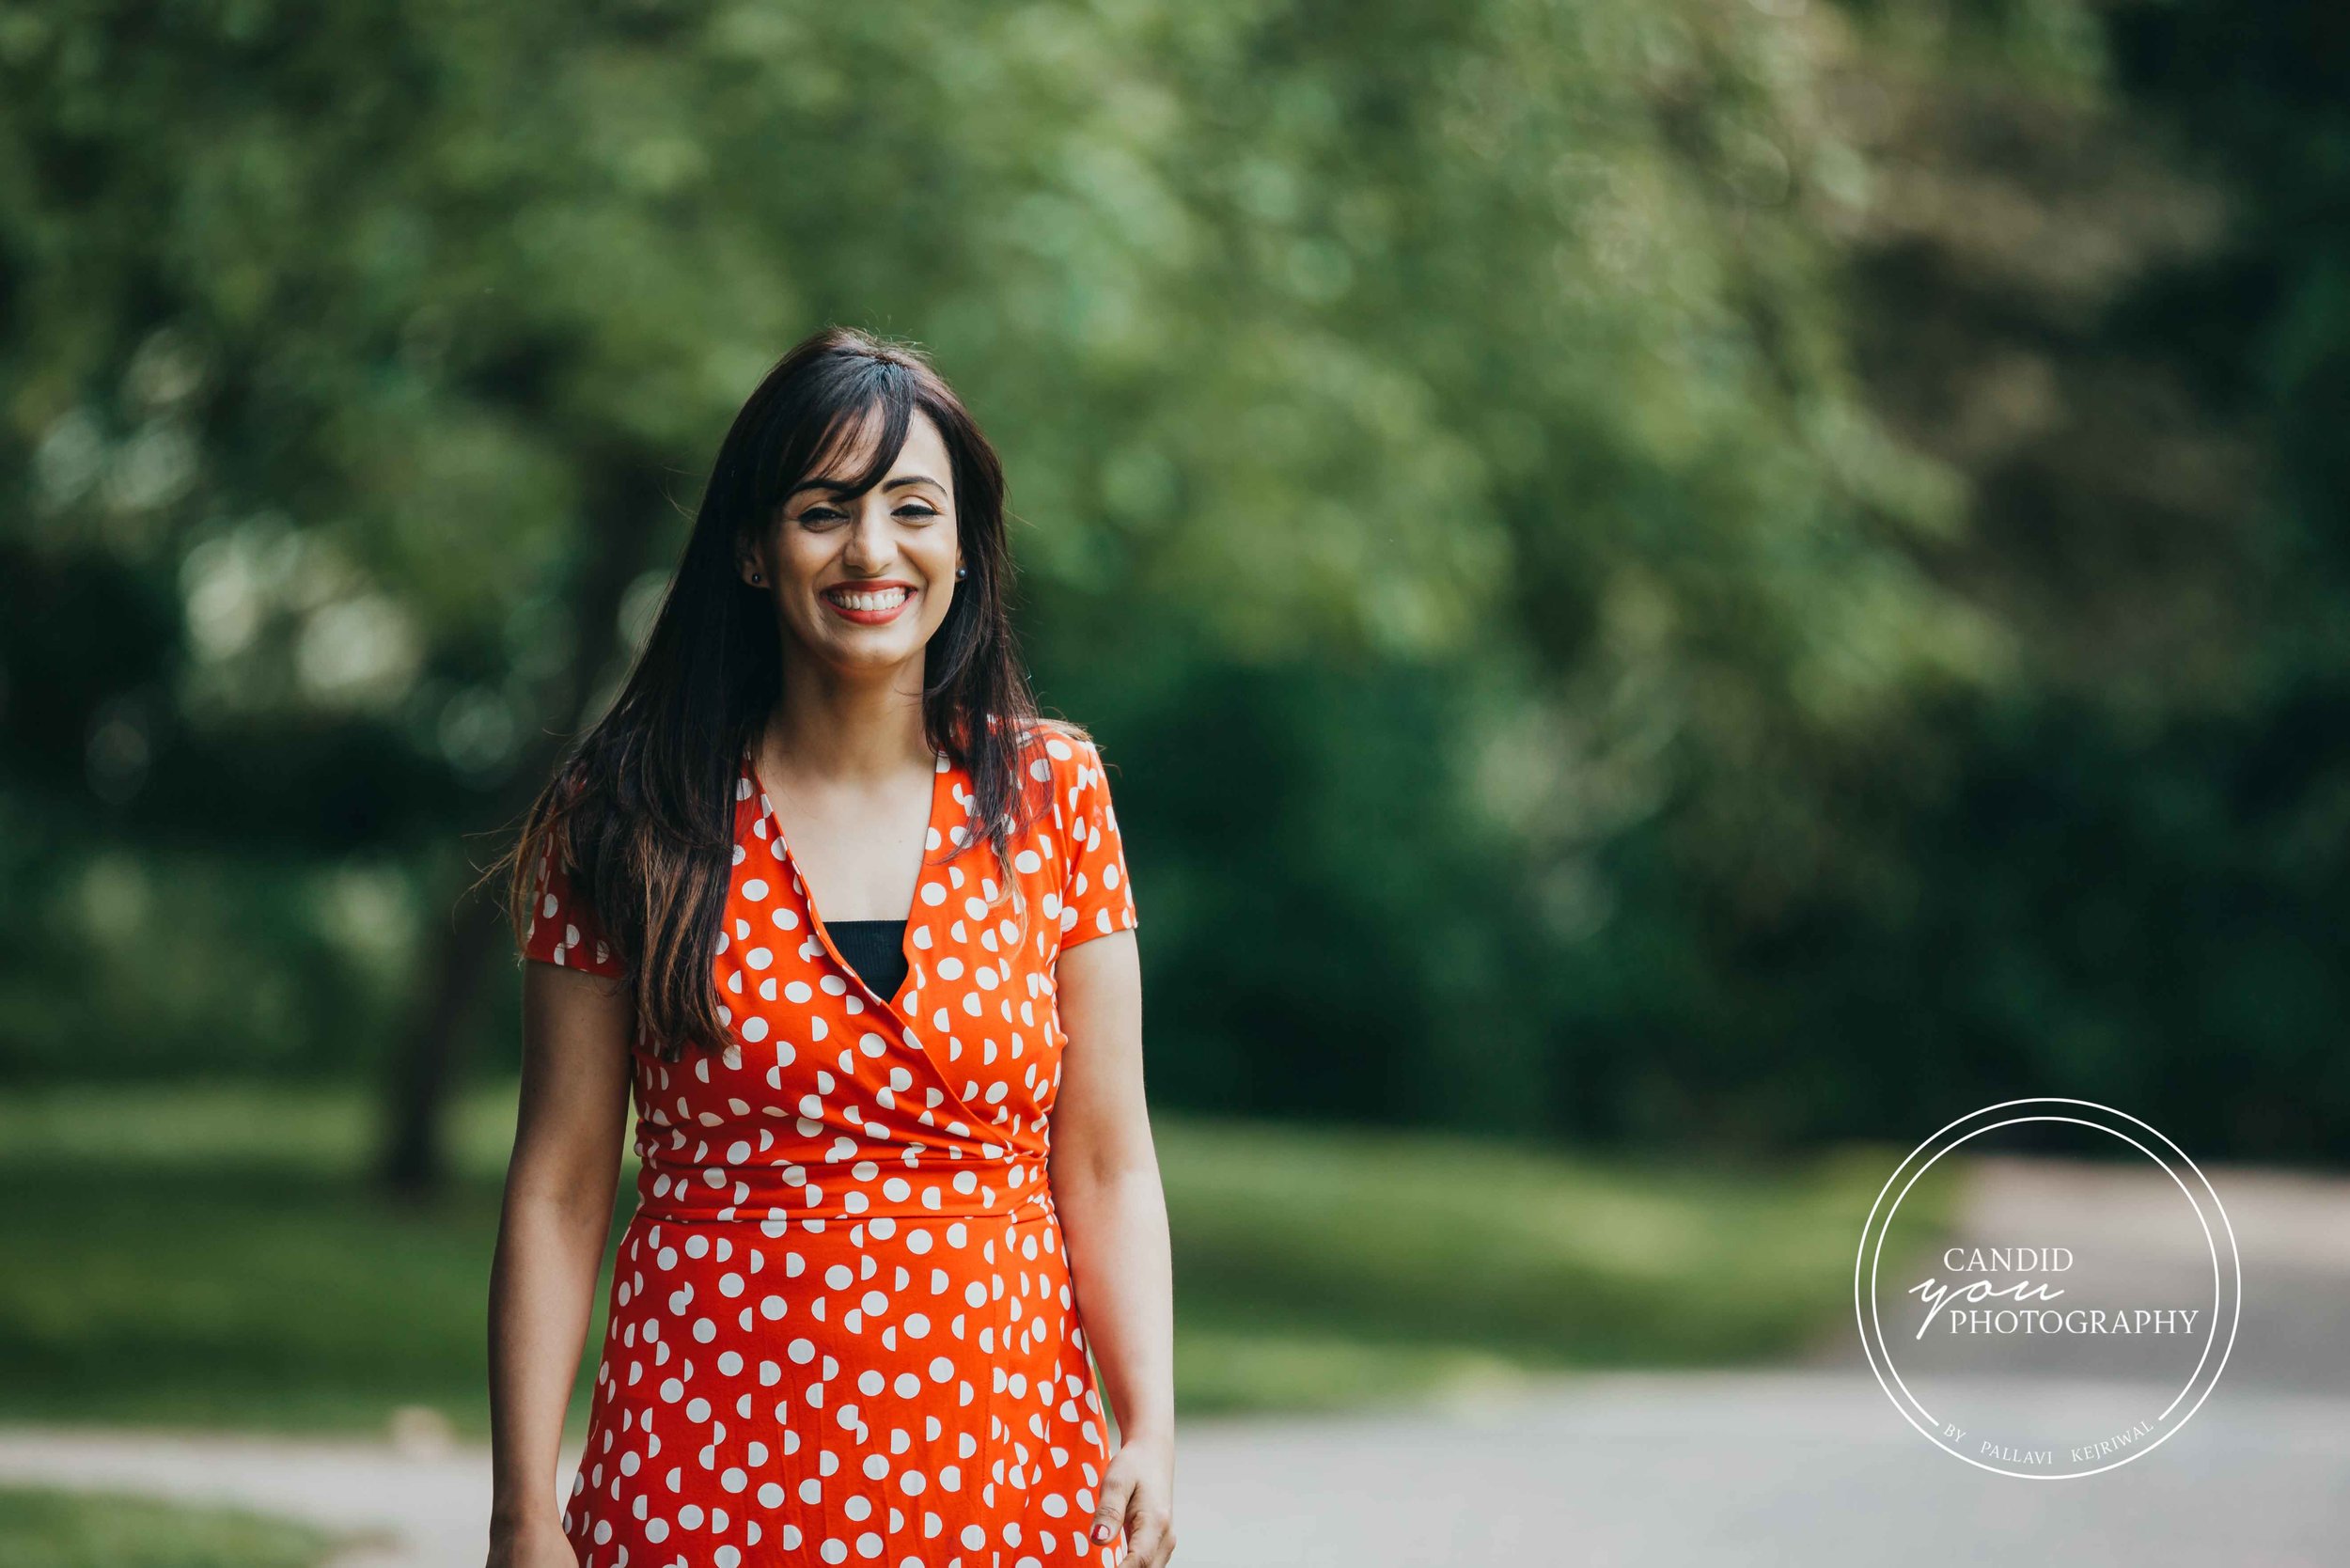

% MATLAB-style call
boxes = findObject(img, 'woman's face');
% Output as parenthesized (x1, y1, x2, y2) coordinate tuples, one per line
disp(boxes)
(741, 407, 963, 677)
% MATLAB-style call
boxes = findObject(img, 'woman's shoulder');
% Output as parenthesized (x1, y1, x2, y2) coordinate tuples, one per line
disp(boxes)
(962, 715, 1105, 839)
(1005, 715, 1114, 803)
(1014, 714, 1102, 762)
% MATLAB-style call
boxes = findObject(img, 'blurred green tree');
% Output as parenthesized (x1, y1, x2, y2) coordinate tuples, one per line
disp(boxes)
(3, 0, 1983, 1190)
(10, 0, 2335, 1182)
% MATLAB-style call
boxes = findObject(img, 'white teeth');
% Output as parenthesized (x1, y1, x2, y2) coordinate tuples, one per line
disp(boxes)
(828, 588, 908, 612)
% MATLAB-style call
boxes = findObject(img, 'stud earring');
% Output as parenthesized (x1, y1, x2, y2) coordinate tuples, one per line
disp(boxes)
(751, 572, 762, 585)
(956, 566, 967, 579)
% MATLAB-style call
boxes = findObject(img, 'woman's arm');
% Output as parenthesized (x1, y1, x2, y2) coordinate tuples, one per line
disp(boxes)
(1049, 927, 1177, 1568)
(485, 962, 635, 1565)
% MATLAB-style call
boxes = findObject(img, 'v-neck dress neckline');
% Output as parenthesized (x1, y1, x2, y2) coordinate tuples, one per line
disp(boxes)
(738, 741, 949, 1028)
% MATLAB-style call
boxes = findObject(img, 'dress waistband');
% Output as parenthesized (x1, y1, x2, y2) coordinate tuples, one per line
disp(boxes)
(632, 1149, 1055, 1226)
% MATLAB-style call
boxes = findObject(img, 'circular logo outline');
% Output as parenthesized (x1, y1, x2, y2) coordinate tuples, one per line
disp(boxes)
(1854, 1097, 2241, 1479)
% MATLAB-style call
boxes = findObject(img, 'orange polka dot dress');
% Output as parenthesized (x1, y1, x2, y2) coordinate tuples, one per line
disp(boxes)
(521, 720, 1140, 1568)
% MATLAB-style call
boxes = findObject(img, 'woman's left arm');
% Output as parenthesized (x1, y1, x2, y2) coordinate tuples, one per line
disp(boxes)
(1050, 926, 1177, 1568)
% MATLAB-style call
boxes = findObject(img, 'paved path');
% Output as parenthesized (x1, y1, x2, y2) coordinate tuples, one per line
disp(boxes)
(2, 1156, 2342, 1565)
(1174, 1370, 2350, 1566)
(2, 1371, 2341, 1567)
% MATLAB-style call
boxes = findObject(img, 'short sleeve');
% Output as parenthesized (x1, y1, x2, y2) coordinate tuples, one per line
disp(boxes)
(520, 833, 625, 977)
(1055, 733, 1139, 950)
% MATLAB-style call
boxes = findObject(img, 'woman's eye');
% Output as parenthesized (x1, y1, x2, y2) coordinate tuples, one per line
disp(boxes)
(798, 505, 938, 524)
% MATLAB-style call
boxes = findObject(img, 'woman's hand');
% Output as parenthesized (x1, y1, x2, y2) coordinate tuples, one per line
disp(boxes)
(1091, 1428, 1177, 1567)
(485, 1513, 577, 1568)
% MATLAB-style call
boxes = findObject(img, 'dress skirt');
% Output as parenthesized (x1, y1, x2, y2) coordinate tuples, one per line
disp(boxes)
(564, 1184, 1120, 1567)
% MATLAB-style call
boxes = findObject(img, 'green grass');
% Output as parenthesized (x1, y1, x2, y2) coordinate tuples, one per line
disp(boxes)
(0, 1484, 363, 1567)
(1164, 1119, 1949, 1411)
(0, 1081, 1960, 1434)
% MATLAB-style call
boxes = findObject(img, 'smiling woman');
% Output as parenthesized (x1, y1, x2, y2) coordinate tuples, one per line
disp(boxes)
(481, 328, 1173, 1568)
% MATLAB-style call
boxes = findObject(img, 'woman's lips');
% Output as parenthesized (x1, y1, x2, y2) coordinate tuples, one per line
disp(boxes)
(822, 584, 914, 625)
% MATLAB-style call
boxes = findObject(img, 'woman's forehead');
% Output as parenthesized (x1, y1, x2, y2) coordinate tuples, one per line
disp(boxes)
(799, 403, 947, 492)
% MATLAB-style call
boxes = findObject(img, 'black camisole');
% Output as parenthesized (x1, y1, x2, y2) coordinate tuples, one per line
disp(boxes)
(825, 918, 910, 1005)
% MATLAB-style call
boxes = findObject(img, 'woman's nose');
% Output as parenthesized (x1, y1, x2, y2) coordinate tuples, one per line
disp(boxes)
(845, 507, 893, 567)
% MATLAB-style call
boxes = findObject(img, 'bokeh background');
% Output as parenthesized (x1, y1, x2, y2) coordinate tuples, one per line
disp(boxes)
(3, 0, 2346, 1561)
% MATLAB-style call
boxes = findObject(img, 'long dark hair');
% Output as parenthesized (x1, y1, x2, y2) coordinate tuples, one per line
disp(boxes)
(494, 326, 1076, 1061)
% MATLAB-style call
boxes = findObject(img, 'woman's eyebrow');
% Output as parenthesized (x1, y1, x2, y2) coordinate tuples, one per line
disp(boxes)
(789, 474, 946, 498)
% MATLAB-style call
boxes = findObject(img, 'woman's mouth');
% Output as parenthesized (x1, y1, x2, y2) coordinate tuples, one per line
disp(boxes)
(821, 584, 914, 625)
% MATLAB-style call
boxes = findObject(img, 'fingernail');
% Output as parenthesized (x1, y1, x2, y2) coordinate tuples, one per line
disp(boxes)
(1093, 1523, 1110, 1542)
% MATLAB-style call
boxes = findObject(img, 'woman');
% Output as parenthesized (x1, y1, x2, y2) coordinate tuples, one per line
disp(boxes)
(483, 327, 1176, 1568)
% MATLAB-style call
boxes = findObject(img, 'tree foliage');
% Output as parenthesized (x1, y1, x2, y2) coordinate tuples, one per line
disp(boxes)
(2, 0, 2338, 1161)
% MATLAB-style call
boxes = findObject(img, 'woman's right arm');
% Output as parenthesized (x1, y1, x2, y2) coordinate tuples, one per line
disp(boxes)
(485, 959, 635, 1566)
